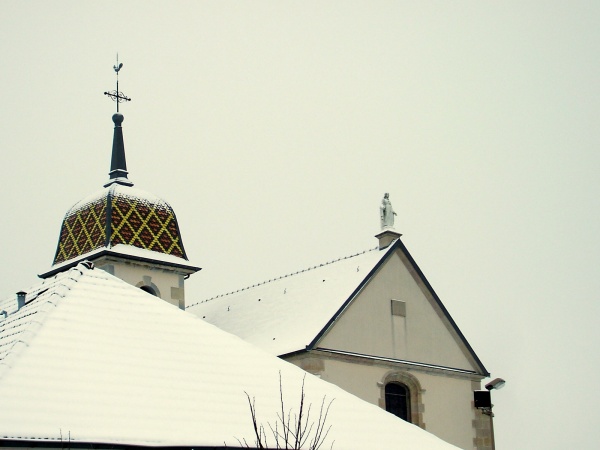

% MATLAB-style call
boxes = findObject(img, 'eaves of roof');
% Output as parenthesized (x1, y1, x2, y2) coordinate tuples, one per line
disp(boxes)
(39, 247, 201, 279)
(314, 347, 483, 378)
(0, 439, 245, 450)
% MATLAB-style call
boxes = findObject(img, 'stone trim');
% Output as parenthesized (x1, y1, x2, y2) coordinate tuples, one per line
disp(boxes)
(379, 371, 425, 429)
(136, 276, 162, 299)
(472, 380, 493, 449)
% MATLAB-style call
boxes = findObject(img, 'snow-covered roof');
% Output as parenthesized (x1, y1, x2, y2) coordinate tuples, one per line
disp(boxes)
(0, 262, 458, 449)
(187, 245, 393, 356)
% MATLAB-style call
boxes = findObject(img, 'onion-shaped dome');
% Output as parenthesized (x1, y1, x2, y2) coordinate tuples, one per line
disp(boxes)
(44, 111, 197, 277)
(53, 184, 189, 265)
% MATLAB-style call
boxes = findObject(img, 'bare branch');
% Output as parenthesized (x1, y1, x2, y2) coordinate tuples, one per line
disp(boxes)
(310, 396, 335, 450)
(244, 391, 266, 449)
(239, 373, 334, 449)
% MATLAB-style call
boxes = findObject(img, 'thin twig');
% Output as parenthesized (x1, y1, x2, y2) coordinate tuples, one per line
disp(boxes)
(239, 372, 334, 449)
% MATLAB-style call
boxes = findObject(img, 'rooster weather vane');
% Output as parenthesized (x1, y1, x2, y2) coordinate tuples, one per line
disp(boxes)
(104, 55, 131, 112)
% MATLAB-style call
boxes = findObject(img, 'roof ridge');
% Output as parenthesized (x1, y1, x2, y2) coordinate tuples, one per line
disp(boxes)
(0, 264, 89, 380)
(187, 246, 379, 309)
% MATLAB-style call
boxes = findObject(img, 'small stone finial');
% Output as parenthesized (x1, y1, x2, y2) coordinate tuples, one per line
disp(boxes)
(380, 192, 397, 230)
(112, 112, 124, 126)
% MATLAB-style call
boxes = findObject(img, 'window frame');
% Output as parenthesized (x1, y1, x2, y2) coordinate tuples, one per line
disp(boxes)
(379, 371, 425, 428)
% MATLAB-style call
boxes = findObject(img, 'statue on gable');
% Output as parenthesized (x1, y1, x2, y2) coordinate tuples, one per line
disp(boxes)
(380, 193, 397, 229)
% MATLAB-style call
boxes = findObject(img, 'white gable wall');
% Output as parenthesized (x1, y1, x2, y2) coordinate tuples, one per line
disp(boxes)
(319, 249, 477, 371)
(285, 247, 487, 449)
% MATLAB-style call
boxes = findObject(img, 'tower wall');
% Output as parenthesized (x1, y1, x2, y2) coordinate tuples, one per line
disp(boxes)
(95, 256, 187, 309)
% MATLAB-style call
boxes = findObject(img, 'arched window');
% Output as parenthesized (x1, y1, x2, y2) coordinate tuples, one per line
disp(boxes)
(385, 383, 411, 422)
(136, 278, 162, 298)
(379, 372, 424, 428)
(140, 285, 158, 296)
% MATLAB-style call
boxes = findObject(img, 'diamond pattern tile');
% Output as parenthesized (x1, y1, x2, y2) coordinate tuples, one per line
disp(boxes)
(53, 186, 187, 265)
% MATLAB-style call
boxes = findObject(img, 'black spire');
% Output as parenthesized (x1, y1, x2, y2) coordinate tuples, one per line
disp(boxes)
(104, 55, 133, 187)
(104, 112, 133, 187)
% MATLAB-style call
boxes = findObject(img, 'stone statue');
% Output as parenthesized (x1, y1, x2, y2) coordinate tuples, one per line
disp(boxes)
(380, 193, 397, 229)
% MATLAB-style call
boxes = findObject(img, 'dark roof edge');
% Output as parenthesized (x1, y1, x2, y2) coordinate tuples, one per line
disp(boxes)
(280, 347, 480, 377)
(39, 248, 201, 279)
(278, 348, 309, 359)
(314, 347, 481, 376)
(394, 239, 489, 376)
(0, 438, 245, 450)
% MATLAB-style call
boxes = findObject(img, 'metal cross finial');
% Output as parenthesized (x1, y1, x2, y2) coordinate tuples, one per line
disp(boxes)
(104, 54, 131, 112)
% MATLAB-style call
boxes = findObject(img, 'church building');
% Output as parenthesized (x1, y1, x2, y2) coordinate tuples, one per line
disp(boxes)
(40, 110, 200, 309)
(187, 204, 492, 450)
(0, 64, 495, 450)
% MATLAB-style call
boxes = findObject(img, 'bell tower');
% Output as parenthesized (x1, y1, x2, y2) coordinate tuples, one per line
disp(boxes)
(40, 59, 200, 309)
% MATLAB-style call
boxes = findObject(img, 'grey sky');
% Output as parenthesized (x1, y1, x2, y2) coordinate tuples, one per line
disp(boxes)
(1, 2, 599, 448)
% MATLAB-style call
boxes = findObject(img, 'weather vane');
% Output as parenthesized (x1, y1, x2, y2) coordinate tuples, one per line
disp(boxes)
(104, 54, 131, 112)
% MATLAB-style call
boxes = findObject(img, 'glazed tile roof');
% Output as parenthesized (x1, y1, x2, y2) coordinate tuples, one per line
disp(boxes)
(0, 263, 459, 449)
(52, 184, 189, 265)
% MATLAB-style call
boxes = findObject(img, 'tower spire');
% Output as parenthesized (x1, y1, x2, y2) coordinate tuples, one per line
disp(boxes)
(104, 55, 133, 187)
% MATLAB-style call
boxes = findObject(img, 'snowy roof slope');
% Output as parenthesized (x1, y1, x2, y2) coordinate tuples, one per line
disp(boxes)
(187, 245, 393, 356)
(0, 263, 458, 449)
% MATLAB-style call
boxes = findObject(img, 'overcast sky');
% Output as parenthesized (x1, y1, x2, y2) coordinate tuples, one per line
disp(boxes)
(1, 2, 599, 448)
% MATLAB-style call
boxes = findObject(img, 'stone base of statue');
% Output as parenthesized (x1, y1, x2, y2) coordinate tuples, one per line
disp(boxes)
(375, 227, 402, 250)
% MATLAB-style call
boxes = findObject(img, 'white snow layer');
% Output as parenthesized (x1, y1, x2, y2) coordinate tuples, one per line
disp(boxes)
(65, 183, 173, 216)
(0, 263, 458, 449)
(187, 245, 391, 356)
